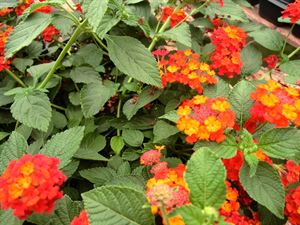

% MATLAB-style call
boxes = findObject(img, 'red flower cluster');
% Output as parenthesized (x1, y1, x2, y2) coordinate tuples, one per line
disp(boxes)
(0, 0, 53, 17)
(282, 0, 300, 23)
(210, 26, 247, 78)
(285, 186, 300, 225)
(263, 54, 279, 69)
(154, 49, 217, 93)
(0, 154, 66, 219)
(143, 149, 189, 216)
(220, 181, 261, 225)
(0, 24, 13, 72)
(42, 25, 60, 42)
(176, 95, 235, 143)
(71, 210, 90, 225)
(250, 80, 300, 127)
(280, 160, 300, 187)
(161, 7, 186, 28)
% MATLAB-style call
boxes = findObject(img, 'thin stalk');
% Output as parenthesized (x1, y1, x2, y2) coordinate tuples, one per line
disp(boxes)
(148, 3, 183, 51)
(5, 69, 26, 87)
(288, 46, 300, 59)
(116, 97, 122, 136)
(161, 206, 170, 225)
(91, 32, 109, 52)
(38, 19, 87, 89)
(51, 103, 66, 111)
(281, 23, 295, 56)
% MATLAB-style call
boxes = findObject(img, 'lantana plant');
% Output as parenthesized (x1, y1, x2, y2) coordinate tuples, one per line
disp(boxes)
(0, 0, 300, 225)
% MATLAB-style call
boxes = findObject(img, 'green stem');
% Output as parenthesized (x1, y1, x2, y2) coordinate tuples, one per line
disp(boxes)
(288, 46, 300, 59)
(5, 69, 26, 87)
(116, 97, 122, 136)
(51, 103, 66, 111)
(91, 32, 109, 52)
(281, 23, 295, 56)
(38, 19, 87, 89)
(161, 206, 170, 225)
(148, 3, 183, 51)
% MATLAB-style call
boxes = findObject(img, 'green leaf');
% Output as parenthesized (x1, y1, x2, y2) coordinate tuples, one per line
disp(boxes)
(74, 133, 107, 161)
(106, 35, 162, 87)
(159, 110, 180, 123)
(80, 167, 117, 185)
(0, 132, 27, 174)
(239, 162, 285, 218)
(40, 126, 85, 168)
(194, 134, 238, 159)
(95, 15, 120, 39)
(85, 0, 108, 32)
(153, 120, 179, 143)
(70, 66, 101, 84)
(62, 160, 80, 178)
(258, 128, 300, 160)
(0, 87, 13, 107)
(185, 148, 226, 209)
(228, 80, 255, 125)
(280, 60, 300, 84)
(0, 132, 9, 141)
(0, 210, 23, 225)
(80, 80, 118, 118)
(11, 89, 52, 132)
(160, 23, 192, 47)
(122, 129, 144, 147)
(5, 13, 52, 59)
(28, 195, 82, 225)
(241, 44, 262, 76)
(105, 176, 145, 191)
(82, 186, 154, 225)
(171, 205, 205, 225)
(244, 154, 259, 177)
(70, 44, 103, 68)
(12, 58, 34, 73)
(123, 87, 162, 120)
(249, 28, 284, 51)
(258, 205, 286, 225)
(52, 110, 67, 129)
(27, 62, 55, 86)
(203, 78, 230, 98)
(110, 136, 125, 155)
(205, 0, 248, 22)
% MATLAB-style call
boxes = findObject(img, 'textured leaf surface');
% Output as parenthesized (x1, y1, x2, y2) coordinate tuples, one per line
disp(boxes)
(106, 35, 162, 87)
(160, 23, 191, 47)
(241, 44, 262, 75)
(153, 120, 179, 143)
(228, 80, 255, 125)
(122, 129, 144, 147)
(5, 13, 52, 59)
(280, 60, 300, 84)
(249, 28, 284, 51)
(185, 148, 226, 209)
(80, 80, 118, 118)
(171, 205, 205, 225)
(240, 162, 285, 218)
(95, 15, 120, 39)
(0, 132, 27, 174)
(80, 167, 117, 185)
(258, 128, 300, 160)
(0, 210, 23, 225)
(11, 89, 52, 132)
(40, 126, 85, 168)
(194, 134, 238, 159)
(82, 186, 154, 225)
(85, 0, 108, 32)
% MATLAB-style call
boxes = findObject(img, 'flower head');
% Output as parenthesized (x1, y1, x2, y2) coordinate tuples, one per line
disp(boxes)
(280, 160, 300, 187)
(156, 49, 217, 93)
(282, 0, 300, 23)
(140, 150, 161, 166)
(161, 7, 186, 28)
(285, 186, 300, 224)
(176, 95, 235, 143)
(0, 24, 13, 72)
(42, 25, 60, 42)
(0, 154, 66, 219)
(263, 54, 279, 69)
(71, 210, 90, 225)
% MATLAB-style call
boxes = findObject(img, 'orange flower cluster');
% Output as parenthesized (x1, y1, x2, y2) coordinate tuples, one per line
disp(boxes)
(285, 186, 300, 225)
(176, 95, 235, 143)
(42, 25, 60, 43)
(280, 160, 300, 187)
(154, 49, 217, 93)
(210, 26, 247, 78)
(143, 149, 189, 218)
(161, 7, 186, 28)
(220, 181, 261, 225)
(0, 24, 13, 72)
(71, 210, 90, 225)
(282, 0, 300, 23)
(0, 154, 66, 219)
(250, 80, 300, 127)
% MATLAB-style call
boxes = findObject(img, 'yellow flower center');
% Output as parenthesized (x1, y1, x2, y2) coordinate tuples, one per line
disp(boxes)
(212, 100, 230, 112)
(204, 116, 222, 132)
(259, 93, 279, 107)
